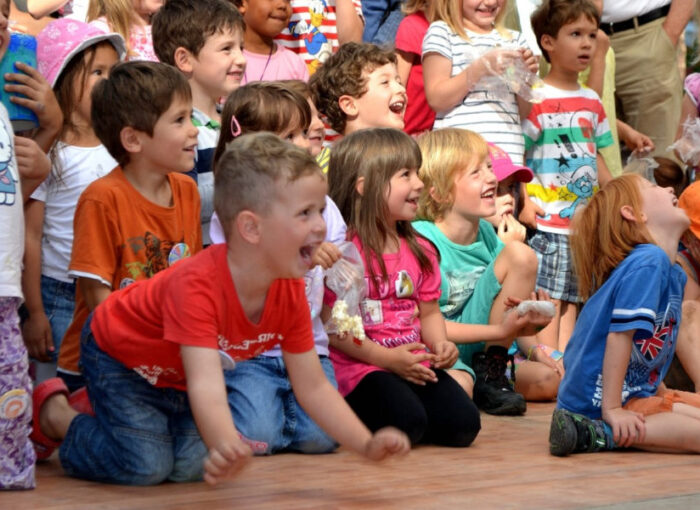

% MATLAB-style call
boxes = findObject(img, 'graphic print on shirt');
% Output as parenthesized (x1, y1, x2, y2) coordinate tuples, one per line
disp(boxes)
(121, 232, 192, 287)
(441, 267, 486, 319)
(0, 119, 16, 206)
(629, 300, 679, 388)
(287, 0, 333, 73)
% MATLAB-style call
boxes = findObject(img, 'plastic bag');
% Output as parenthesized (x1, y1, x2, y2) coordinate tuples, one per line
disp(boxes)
(324, 242, 366, 341)
(482, 53, 546, 104)
(668, 117, 700, 166)
(622, 150, 658, 182)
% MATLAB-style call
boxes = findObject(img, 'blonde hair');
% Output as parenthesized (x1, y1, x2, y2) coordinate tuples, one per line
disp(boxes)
(571, 174, 654, 300)
(88, 0, 141, 58)
(432, 0, 511, 41)
(417, 128, 489, 221)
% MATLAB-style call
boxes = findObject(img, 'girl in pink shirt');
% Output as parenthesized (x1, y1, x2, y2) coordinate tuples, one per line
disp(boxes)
(326, 128, 481, 446)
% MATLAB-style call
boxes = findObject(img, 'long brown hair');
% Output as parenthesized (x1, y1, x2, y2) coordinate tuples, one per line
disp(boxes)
(328, 128, 433, 291)
(571, 174, 654, 300)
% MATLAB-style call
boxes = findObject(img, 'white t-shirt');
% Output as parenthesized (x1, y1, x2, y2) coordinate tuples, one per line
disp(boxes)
(601, 0, 669, 23)
(422, 21, 529, 163)
(63, 0, 90, 21)
(31, 144, 116, 282)
(0, 104, 23, 299)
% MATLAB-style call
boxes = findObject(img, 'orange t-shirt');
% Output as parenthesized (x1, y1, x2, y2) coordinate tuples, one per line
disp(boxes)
(57, 167, 202, 374)
(92, 244, 314, 391)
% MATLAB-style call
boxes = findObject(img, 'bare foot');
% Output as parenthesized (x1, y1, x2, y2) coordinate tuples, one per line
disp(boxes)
(40, 394, 78, 441)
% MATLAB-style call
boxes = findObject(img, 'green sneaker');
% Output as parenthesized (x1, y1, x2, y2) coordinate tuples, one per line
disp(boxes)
(549, 408, 611, 456)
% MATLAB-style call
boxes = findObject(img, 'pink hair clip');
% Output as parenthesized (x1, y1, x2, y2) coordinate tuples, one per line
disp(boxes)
(230, 115, 242, 137)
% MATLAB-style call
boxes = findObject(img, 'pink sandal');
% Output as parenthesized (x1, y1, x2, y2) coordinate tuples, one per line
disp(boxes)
(31, 378, 69, 461)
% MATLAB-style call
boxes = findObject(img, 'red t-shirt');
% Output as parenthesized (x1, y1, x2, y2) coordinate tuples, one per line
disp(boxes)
(395, 11, 435, 136)
(92, 244, 314, 391)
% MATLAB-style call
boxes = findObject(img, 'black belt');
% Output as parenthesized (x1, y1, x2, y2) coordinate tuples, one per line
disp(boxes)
(601, 4, 671, 35)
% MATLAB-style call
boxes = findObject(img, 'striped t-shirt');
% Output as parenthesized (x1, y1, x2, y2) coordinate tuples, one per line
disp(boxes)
(422, 22, 528, 163)
(522, 84, 613, 235)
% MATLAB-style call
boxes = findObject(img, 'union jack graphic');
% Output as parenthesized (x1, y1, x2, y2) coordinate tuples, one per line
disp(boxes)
(635, 318, 675, 361)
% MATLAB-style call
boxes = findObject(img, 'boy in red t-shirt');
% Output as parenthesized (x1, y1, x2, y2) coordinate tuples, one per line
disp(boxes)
(31, 132, 410, 486)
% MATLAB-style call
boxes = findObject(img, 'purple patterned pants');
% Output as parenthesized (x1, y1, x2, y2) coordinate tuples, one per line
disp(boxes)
(0, 297, 35, 489)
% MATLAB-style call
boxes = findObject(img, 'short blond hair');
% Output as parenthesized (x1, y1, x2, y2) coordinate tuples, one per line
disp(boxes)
(417, 128, 489, 221)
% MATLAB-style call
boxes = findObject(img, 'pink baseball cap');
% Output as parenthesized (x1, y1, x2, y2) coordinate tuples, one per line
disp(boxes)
(488, 143, 533, 183)
(37, 18, 127, 88)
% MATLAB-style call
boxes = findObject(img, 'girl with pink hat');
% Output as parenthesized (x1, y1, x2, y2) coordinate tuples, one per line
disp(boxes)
(22, 18, 125, 390)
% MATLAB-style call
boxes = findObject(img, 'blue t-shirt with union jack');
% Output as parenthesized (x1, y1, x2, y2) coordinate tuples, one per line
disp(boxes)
(557, 244, 686, 419)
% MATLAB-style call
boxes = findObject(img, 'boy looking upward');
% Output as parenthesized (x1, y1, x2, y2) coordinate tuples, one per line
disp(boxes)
(521, 0, 614, 352)
(153, 0, 246, 244)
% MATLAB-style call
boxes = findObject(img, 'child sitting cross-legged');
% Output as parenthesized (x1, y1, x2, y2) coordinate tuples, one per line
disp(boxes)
(413, 128, 559, 414)
(30, 132, 410, 485)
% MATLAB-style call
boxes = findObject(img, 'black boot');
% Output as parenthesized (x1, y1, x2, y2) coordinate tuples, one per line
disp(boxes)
(472, 345, 526, 415)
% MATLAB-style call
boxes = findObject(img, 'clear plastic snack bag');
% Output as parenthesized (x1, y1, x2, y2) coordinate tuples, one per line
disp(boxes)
(668, 117, 700, 167)
(622, 150, 658, 182)
(324, 242, 367, 342)
(481, 50, 546, 104)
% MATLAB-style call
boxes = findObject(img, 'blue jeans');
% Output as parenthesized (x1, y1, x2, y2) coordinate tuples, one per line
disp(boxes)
(362, 0, 404, 44)
(59, 316, 207, 485)
(40, 275, 75, 360)
(225, 355, 337, 455)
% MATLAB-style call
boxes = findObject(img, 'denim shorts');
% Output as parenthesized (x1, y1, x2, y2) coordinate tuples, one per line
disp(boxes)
(529, 231, 581, 303)
(40, 275, 76, 362)
(59, 316, 207, 485)
(225, 354, 338, 455)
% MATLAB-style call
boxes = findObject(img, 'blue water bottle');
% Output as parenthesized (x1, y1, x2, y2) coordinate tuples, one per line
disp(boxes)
(0, 32, 39, 132)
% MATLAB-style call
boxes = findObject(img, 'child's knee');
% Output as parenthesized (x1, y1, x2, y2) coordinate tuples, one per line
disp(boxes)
(501, 241, 538, 276)
(683, 299, 700, 321)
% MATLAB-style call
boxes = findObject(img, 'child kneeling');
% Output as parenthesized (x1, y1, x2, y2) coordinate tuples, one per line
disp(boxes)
(31, 132, 409, 485)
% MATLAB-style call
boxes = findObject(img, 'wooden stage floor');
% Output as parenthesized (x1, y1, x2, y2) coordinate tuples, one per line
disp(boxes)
(6, 402, 700, 509)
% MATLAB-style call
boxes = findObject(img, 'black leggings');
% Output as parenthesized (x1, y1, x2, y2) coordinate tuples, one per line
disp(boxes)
(345, 369, 481, 447)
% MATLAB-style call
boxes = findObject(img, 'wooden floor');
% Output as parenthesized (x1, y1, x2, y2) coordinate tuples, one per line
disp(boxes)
(6, 402, 700, 509)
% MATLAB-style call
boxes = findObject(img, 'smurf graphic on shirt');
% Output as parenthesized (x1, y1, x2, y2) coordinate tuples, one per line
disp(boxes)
(287, 0, 333, 74)
(558, 165, 595, 220)
(0, 119, 16, 207)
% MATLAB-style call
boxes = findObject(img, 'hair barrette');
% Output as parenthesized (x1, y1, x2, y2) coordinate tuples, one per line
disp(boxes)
(230, 115, 242, 137)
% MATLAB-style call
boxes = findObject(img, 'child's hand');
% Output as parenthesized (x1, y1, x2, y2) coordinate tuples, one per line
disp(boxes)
(602, 407, 646, 448)
(431, 340, 458, 369)
(592, 29, 610, 64)
(363, 426, 410, 461)
(202, 439, 253, 486)
(312, 241, 342, 269)
(383, 343, 437, 385)
(14, 135, 50, 182)
(621, 126, 655, 154)
(22, 311, 54, 361)
(529, 345, 564, 377)
(518, 47, 539, 74)
(502, 290, 554, 337)
(497, 214, 526, 243)
(479, 48, 521, 76)
(518, 196, 544, 229)
(5, 62, 63, 134)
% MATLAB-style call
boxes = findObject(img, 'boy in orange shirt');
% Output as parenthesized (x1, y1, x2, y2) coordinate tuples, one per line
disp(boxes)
(31, 132, 409, 485)
(55, 62, 202, 391)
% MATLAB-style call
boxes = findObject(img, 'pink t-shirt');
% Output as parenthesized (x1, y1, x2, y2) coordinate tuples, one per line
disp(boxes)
(395, 11, 435, 136)
(241, 43, 310, 84)
(684, 73, 700, 111)
(329, 234, 441, 396)
(89, 18, 158, 62)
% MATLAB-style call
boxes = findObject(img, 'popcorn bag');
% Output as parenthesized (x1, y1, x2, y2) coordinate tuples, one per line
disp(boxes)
(325, 242, 366, 343)
(481, 52, 545, 104)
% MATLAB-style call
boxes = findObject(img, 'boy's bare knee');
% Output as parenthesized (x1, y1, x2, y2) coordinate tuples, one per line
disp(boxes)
(682, 300, 700, 321)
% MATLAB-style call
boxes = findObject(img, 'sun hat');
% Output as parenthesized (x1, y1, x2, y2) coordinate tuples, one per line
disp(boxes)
(36, 18, 127, 88)
(679, 181, 700, 238)
(487, 142, 533, 183)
